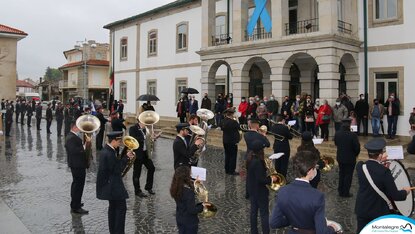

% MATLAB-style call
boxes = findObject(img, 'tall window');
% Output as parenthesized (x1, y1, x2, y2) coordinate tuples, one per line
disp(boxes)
(148, 30, 157, 56)
(216, 15, 226, 36)
(375, 72, 398, 104)
(120, 81, 127, 101)
(176, 23, 188, 51)
(375, 0, 397, 20)
(337, 0, 344, 21)
(147, 81, 157, 96)
(176, 79, 188, 102)
(120, 38, 128, 60)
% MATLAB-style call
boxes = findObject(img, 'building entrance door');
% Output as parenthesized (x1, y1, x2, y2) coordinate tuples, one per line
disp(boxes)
(249, 64, 263, 98)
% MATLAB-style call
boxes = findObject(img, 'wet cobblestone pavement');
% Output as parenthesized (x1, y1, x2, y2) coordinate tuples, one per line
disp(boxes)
(0, 121, 414, 234)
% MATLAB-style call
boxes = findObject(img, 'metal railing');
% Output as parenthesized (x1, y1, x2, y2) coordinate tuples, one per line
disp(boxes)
(244, 27, 272, 41)
(59, 80, 77, 89)
(338, 20, 352, 34)
(285, 18, 319, 35)
(211, 33, 232, 46)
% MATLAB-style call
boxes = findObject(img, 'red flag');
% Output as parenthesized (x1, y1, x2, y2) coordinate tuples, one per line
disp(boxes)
(109, 68, 114, 95)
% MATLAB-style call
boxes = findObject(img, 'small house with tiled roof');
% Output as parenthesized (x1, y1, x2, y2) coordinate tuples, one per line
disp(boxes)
(0, 24, 27, 100)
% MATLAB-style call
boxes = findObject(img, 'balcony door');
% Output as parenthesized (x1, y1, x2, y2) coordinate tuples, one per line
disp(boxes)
(289, 0, 298, 34)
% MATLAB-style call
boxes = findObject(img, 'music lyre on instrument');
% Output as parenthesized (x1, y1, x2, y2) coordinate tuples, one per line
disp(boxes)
(120, 136, 139, 177)
(387, 160, 414, 216)
(76, 114, 101, 168)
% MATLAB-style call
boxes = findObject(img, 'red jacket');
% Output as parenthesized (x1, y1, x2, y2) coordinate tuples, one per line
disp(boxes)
(315, 104, 332, 126)
(238, 102, 248, 117)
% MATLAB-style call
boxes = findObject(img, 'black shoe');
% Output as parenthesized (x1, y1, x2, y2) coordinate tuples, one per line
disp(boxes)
(135, 191, 148, 198)
(71, 208, 89, 214)
(146, 189, 155, 195)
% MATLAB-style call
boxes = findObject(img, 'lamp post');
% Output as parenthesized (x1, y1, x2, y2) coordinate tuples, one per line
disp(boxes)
(76, 39, 96, 108)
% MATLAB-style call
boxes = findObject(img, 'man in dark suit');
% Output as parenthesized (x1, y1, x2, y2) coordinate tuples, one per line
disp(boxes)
(187, 95, 199, 115)
(355, 138, 410, 233)
(173, 123, 202, 169)
(270, 151, 337, 233)
(64, 103, 71, 136)
(26, 102, 33, 127)
(111, 111, 126, 132)
(65, 121, 90, 214)
(221, 107, 240, 175)
(46, 103, 53, 134)
(97, 131, 134, 234)
(269, 114, 292, 177)
(334, 118, 360, 197)
(35, 102, 42, 130)
(96, 106, 108, 150)
(355, 94, 369, 136)
(15, 100, 20, 124)
(129, 119, 156, 198)
(55, 102, 64, 136)
(20, 100, 26, 125)
(5, 104, 13, 137)
(201, 93, 211, 110)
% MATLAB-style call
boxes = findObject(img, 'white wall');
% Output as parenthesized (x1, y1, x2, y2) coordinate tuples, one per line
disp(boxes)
(114, 26, 137, 71)
(89, 67, 109, 88)
(114, 71, 136, 113)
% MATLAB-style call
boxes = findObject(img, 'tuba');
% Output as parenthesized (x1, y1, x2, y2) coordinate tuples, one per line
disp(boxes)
(138, 110, 161, 157)
(76, 114, 101, 168)
(120, 136, 139, 177)
(264, 157, 286, 191)
(189, 125, 206, 164)
(196, 108, 214, 145)
(194, 180, 217, 218)
(321, 155, 335, 172)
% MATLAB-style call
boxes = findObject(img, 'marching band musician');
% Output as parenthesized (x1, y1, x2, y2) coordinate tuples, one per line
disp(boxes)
(96, 106, 108, 150)
(221, 107, 241, 175)
(96, 131, 134, 234)
(186, 114, 200, 166)
(65, 120, 91, 214)
(111, 111, 126, 132)
(173, 123, 203, 169)
(247, 140, 278, 234)
(244, 118, 270, 199)
(129, 119, 156, 198)
(270, 151, 337, 234)
(269, 114, 292, 177)
(355, 138, 411, 233)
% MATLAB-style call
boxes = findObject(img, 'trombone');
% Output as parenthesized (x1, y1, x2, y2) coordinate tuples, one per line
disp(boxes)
(259, 125, 285, 142)
(268, 118, 301, 138)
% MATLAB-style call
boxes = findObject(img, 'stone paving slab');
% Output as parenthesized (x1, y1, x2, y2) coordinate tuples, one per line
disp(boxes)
(0, 121, 414, 234)
(0, 198, 31, 234)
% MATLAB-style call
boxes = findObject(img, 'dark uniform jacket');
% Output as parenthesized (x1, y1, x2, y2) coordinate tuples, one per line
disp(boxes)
(175, 186, 203, 225)
(334, 129, 360, 164)
(65, 132, 87, 168)
(46, 107, 53, 121)
(221, 117, 240, 145)
(111, 118, 126, 132)
(173, 135, 199, 169)
(26, 105, 33, 116)
(5, 107, 13, 124)
(355, 160, 407, 219)
(270, 123, 292, 153)
(247, 157, 271, 198)
(96, 144, 129, 200)
(270, 180, 336, 234)
(129, 124, 147, 159)
(35, 105, 42, 118)
(244, 131, 270, 152)
(55, 106, 64, 121)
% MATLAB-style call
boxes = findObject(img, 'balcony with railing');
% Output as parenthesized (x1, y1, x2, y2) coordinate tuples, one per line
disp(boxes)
(59, 80, 77, 89)
(211, 33, 232, 46)
(244, 27, 272, 41)
(338, 20, 352, 34)
(285, 18, 319, 35)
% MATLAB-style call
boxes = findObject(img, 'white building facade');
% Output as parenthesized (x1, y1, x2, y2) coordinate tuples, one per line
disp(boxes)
(106, 0, 414, 136)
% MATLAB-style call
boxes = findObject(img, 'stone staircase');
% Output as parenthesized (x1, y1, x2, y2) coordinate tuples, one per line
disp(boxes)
(155, 117, 415, 169)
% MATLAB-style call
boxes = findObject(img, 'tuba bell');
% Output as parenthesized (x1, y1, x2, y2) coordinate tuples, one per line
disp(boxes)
(138, 110, 161, 157)
(264, 157, 286, 191)
(76, 114, 101, 168)
(194, 180, 217, 218)
(120, 136, 139, 177)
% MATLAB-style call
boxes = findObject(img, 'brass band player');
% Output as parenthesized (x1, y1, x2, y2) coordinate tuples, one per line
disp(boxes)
(173, 123, 203, 169)
(269, 114, 292, 177)
(186, 115, 201, 166)
(221, 107, 240, 175)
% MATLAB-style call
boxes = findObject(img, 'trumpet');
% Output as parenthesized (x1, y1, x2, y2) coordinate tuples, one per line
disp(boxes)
(320, 155, 335, 172)
(264, 157, 286, 191)
(120, 136, 139, 177)
(194, 180, 217, 218)
(259, 125, 285, 142)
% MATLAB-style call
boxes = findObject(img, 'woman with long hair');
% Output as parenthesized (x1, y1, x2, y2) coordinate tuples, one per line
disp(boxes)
(297, 131, 325, 188)
(246, 141, 277, 234)
(170, 166, 205, 233)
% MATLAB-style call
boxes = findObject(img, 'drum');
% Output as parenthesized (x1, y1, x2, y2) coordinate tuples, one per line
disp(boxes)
(388, 160, 414, 216)
(326, 220, 343, 233)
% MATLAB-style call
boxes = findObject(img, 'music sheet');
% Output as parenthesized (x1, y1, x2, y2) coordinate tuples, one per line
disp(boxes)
(191, 166, 207, 181)
(386, 146, 404, 160)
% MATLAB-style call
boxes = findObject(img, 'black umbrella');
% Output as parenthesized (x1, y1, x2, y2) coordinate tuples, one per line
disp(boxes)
(136, 94, 160, 101)
(181, 87, 199, 94)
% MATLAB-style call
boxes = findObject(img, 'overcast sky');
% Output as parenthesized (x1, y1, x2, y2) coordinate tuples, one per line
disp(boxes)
(1, 0, 173, 81)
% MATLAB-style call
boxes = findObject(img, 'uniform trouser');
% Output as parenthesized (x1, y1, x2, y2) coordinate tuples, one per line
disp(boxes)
(15, 112, 19, 123)
(133, 153, 155, 193)
(96, 128, 105, 150)
(56, 119, 62, 135)
(20, 112, 25, 125)
(70, 167, 86, 210)
(274, 151, 290, 177)
(356, 117, 368, 135)
(46, 120, 52, 133)
(27, 116, 32, 126)
(224, 143, 238, 173)
(250, 195, 269, 234)
(177, 221, 198, 234)
(64, 120, 71, 136)
(36, 117, 41, 130)
(108, 199, 126, 234)
(5, 121, 11, 136)
(338, 163, 355, 196)
(357, 216, 373, 234)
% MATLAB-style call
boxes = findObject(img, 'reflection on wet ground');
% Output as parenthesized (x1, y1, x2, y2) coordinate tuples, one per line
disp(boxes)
(0, 121, 414, 233)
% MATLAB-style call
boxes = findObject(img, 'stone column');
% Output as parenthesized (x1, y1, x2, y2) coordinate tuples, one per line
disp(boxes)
(230, 61, 249, 102)
(263, 72, 272, 98)
(201, 61, 216, 110)
(271, 0, 289, 39)
(270, 74, 290, 102)
(318, 0, 338, 34)
(202, 0, 216, 48)
(345, 72, 360, 101)
(232, 0, 248, 43)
